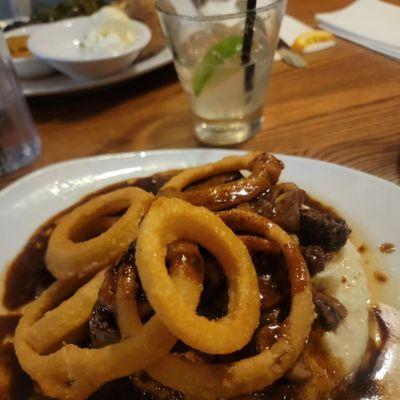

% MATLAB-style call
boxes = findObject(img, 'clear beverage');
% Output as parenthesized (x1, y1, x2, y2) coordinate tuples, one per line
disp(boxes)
(156, 0, 286, 146)
(174, 32, 274, 145)
(0, 30, 40, 176)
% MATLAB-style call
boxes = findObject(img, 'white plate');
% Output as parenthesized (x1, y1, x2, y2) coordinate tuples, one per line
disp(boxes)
(28, 16, 151, 80)
(0, 149, 399, 308)
(19, 46, 172, 97)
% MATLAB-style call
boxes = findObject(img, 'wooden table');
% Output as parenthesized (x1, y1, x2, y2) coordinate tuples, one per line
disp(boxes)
(1, 0, 399, 190)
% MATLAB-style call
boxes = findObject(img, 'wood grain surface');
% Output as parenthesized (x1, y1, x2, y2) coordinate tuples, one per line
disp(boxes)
(0, 0, 399, 190)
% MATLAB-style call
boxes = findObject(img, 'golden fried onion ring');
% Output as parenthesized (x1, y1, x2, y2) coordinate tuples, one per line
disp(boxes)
(45, 187, 153, 280)
(159, 152, 284, 211)
(136, 197, 260, 354)
(239, 235, 281, 254)
(144, 210, 314, 398)
(15, 242, 204, 400)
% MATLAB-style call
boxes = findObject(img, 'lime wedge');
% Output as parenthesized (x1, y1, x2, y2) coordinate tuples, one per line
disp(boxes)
(192, 35, 243, 96)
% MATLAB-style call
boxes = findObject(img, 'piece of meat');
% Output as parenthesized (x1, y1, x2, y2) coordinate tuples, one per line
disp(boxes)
(89, 267, 120, 348)
(89, 243, 137, 348)
(313, 291, 348, 330)
(89, 302, 120, 348)
(301, 245, 331, 276)
(255, 308, 281, 352)
(258, 275, 287, 310)
(251, 182, 304, 232)
(299, 208, 351, 251)
(255, 323, 281, 352)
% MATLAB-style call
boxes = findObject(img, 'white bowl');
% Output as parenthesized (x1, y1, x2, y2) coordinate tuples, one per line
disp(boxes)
(28, 17, 152, 81)
(5, 25, 56, 79)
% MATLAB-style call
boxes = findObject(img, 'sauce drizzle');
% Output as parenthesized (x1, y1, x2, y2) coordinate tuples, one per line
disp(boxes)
(379, 243, 396, 254)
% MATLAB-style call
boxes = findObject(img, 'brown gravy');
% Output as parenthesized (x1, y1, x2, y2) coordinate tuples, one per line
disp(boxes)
(374, 271, 388, 283)
(358, 244, 367, 253)
(2, 172, 176, 311)
(3, 223, 55, 310)
(379, 243, 396, 254)
(0, 173, 391, 399)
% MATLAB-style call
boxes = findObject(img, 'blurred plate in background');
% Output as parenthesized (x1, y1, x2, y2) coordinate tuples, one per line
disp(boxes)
(19, 46, 172, 96)
(5, 24, 56, 79)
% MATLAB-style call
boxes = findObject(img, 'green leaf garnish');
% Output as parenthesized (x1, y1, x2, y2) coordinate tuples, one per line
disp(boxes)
(192, 35, 243, 96)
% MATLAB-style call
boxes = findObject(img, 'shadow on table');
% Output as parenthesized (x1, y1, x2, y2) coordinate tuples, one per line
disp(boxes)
(27, 64, 178, 123)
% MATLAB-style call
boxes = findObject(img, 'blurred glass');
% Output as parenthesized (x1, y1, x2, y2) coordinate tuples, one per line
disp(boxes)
(0, 30, 41, 176)
(10, 0, 32, 19)
(156, 0, 286, 146)
(1, 0, 31, 31)
(0, 0, 31, 20)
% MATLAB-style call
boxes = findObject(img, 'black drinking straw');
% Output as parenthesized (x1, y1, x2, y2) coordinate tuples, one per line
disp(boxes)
(242, 0, 257, 92)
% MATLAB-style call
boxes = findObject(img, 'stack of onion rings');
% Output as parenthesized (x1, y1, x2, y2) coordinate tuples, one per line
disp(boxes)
(13, 152, 317, 400)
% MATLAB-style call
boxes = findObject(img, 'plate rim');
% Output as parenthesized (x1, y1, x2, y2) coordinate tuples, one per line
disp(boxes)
(1, 149, 399, 200)
(22, 46, 172, 97)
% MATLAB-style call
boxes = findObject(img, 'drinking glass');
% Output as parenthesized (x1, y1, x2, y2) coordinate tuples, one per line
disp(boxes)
(0, 30, 41, 176)
(0, 0, 31, 25)
(10, 0, 31, 19)
(156, 0, 286, 146)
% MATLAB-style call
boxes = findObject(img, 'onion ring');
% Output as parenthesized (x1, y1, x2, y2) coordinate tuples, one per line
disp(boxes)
(159, 152, 284, 211)
(146, 210, 314, 398)
(135, 197, 260, 354)
(45, 187, 153, 280)
(14, 241, 204, 400)
(239, 235, 281, 254)
(27, 275, 99, 355)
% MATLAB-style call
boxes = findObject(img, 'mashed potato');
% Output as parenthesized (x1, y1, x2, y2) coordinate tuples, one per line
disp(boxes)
(312, 241, 370, 376)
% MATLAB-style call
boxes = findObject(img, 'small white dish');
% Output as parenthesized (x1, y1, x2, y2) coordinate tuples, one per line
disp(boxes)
(28, 16, 152, 81)
(20, 47, 172, 97)
(5, 25, 55, 79)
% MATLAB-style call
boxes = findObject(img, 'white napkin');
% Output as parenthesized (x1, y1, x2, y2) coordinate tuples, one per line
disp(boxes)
(316, 0, 400, 59)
